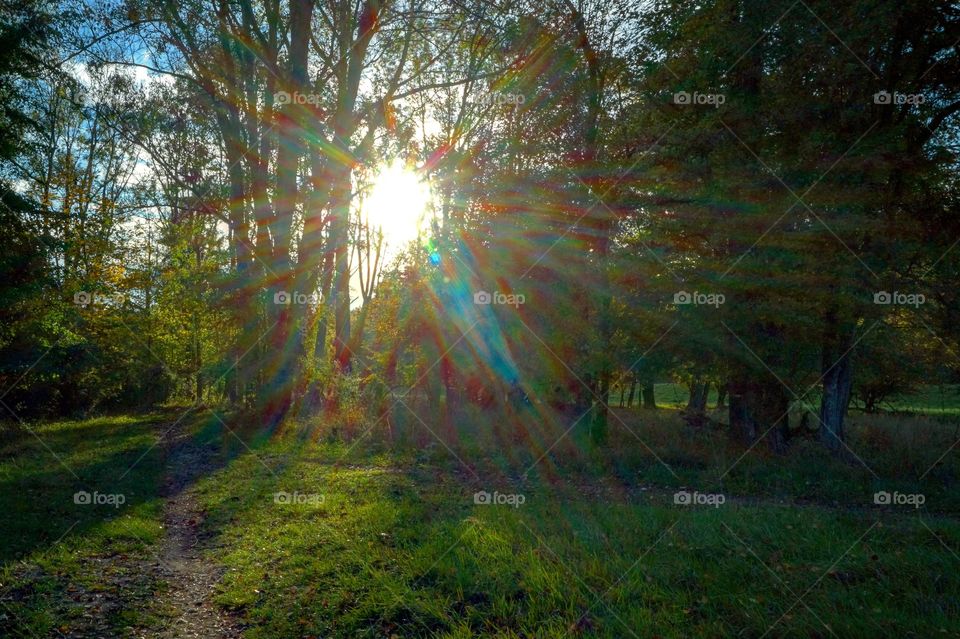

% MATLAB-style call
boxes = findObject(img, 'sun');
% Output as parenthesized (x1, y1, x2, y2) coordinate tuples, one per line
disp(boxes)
(362, 160, 433, 253)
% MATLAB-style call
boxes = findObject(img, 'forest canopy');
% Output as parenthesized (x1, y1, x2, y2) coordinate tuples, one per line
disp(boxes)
(1, 0, 959, 455)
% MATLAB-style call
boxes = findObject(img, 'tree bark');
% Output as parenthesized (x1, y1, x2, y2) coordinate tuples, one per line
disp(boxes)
(697, 382, 710, 412)
(819, 324, 855, 453)
(328, 0, 381, 376)
(217, 109, 252, 404)
(563, 0, 609, 444)
(260, 0, 313, 425)
(329, 162, 353, 373)
(716, 382, 728, 410)
(642, 381, 656, 409)
(728, 378, 789, 454)
(687, 380, 709, 414)
(728, 390, 755, 442)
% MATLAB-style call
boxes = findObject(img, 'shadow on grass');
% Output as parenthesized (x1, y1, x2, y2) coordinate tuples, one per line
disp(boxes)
(0, 408, 286, 637)
(9, 405, 953, 637)
(181, 405, 960, 638)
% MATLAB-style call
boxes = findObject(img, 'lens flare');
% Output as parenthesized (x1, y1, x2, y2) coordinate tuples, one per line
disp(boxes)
(363, 160, 433, 253)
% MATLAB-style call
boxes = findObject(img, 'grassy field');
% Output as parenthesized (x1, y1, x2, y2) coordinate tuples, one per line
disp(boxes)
(0, 414, 171, 636)
(650, 382, 960, 416)
(2, 395, 959, 637)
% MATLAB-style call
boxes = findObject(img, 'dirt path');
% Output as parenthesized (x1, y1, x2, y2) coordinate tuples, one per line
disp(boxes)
(152, 421, 243, 639)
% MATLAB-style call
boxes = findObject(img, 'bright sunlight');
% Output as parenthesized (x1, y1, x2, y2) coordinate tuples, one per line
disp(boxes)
(362, 159, 433, 252)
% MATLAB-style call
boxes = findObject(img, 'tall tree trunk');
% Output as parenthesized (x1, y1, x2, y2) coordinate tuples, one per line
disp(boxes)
(728, 378, 789, 454)
(260, 0, 313, 425)
(591, 374, 609, 443)
(314, 249, 335, 361)
(728, 388, 753, 443)
(819, 322, 855, 453)
(642, 381, 656, 409)
(291, 114, 339, 411)
(716, 382, 728, 410)
(329, 162, 353, 373)
(218, 111, 252, 404)
(686, 378, 709, 413)
(695, 382, 709, 413)
(685, 380, 709, 427)
(327, 0, 381, 376)
(563, 0, 609, 443)
(627, 377, 637, 408)
(194, 313, 203, 404)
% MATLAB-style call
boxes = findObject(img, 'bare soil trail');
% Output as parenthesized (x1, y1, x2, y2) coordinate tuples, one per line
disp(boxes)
(151, 420, 244, 639)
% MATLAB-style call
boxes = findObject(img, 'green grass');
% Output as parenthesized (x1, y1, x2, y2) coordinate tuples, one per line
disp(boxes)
(886, 384, 960, 416)
(649, 382, 960, 416)
(190, 408, 960, 638)
(3, 406, 959, 637)
(0, 413, 175, 637)
(651, 382, 715, 409)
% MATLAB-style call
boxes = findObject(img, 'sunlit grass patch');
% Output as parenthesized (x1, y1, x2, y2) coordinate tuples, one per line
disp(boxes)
(194, 420, 960, 638)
